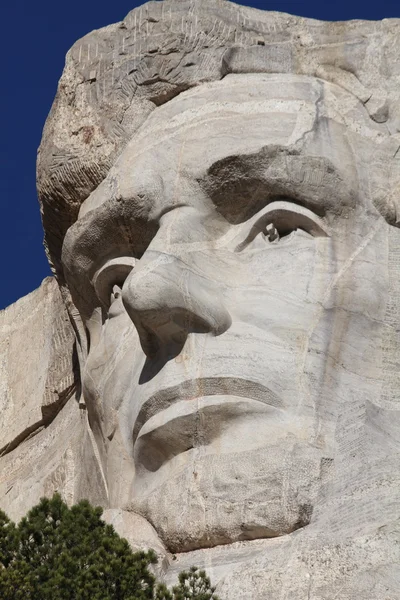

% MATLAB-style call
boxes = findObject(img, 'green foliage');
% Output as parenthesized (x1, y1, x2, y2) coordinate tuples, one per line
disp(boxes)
(152, 567, 219, 600)
(0, 494, 218, 600)
(171, 567, 218, 600)
(0, 509, 17, 569)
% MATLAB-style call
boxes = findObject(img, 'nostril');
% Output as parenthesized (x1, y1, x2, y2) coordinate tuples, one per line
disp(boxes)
(134, 307, 223, 359)
(136, 315, 189, 362)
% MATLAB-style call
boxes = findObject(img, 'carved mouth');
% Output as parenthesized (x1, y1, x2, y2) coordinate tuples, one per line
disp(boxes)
(132, 377, 282, 447)
(133, 394, 284, 472)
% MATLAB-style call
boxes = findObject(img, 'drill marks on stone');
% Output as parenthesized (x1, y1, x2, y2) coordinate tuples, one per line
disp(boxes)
(84, 393, 109, 501)
(0, 280, 77, 458)
(298, 220, 385, 450)
(325, 220, 384, 299)
(43, 309, 76, 414)
(133, 12, 137, 42)
(44, 447, 75, 506)
(381, 225, 400, 409)
(335, 389, 367, 478)
(42, 157, 112, 210)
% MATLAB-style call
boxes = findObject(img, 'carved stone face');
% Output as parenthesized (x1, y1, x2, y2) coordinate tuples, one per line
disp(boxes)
(62, 74, 390, 552)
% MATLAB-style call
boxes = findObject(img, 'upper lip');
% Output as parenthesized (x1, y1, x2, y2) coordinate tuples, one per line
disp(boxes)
(132, 376, 282, 445)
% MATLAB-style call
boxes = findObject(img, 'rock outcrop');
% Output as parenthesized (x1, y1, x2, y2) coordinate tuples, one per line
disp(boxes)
(0, 278, 107, 521)
(1, 2, 400, 598)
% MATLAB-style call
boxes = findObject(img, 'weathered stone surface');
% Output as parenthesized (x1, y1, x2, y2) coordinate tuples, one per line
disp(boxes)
(0, 278, 75, 457)
(1, 1, 400, 598)
(58, 68, 400, 596)
(102, 508, 168, 568)
(0, 278, 107, 521)
(0, 395, 107, 522)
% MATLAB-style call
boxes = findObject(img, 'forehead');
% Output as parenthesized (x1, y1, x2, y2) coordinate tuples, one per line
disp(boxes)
(132, 72, 370, 143)
(133, 74, 319, 151)
(80, 73, 377, 219)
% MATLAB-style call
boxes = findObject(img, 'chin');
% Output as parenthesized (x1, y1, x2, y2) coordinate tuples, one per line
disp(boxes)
(128, 441, 326, 552)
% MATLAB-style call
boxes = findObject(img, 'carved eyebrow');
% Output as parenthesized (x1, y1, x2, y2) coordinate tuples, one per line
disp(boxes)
(199, 149, 355, 224)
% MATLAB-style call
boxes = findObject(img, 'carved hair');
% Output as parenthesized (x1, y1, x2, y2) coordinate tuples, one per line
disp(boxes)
(37, 0, 400, 275)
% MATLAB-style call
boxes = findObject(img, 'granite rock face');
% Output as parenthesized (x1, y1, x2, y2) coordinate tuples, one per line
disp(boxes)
(1, 1, 400, 598)
(0, 278, 74, 459)
(0, 278, 107, 521)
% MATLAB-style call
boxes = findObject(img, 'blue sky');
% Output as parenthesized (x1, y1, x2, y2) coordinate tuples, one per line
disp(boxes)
(1, 0, 399, 309)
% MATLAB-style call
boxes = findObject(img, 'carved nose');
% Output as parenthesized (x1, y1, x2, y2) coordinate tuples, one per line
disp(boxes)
(122, 252, 231, 358)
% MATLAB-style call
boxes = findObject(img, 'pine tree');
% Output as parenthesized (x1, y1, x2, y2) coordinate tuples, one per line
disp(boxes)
(0, 495, 219, 600)
(0, 509, 17, 568)
(0, 495, 157, 600)
(171, 567, 219, 600)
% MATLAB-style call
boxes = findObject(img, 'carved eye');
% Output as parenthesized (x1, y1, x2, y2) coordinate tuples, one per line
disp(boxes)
(110, 284, 122, 304)
(236, 201, 329, 252)
(92, 257, 136, 308)
(262, 222, 281, 242)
